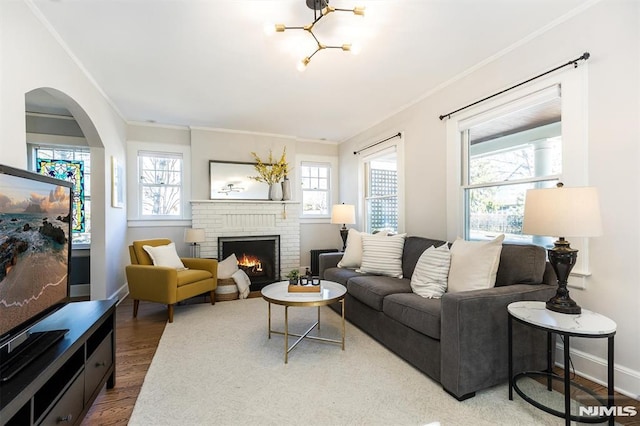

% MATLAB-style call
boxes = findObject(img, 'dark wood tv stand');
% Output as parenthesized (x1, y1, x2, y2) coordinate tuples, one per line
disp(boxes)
(0, 299, 116, 425)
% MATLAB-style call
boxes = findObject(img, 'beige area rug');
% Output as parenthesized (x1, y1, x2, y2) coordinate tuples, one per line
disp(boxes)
(129, 298, 563, 426)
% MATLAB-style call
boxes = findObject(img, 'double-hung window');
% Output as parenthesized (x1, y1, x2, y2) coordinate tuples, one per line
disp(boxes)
(138, 151, 183, 217)
(461, 86, 562, 243)
(448, 68, 590, 284)
(300, 161, 331, 217)
(363, 147, 399, 233)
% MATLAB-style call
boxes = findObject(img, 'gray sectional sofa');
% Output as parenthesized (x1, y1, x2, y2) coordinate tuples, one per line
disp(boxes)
(318, 236, 557, 400)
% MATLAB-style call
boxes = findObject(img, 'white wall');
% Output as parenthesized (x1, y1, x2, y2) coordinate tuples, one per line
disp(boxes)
(0, 1, 128, 301)
(191, 128, 342, 267)
(339, 0, 640, 397)
(126, 124, 342, 267)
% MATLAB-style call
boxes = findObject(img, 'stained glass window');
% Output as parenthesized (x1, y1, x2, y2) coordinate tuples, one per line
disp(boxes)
(37, 159, 86, 233)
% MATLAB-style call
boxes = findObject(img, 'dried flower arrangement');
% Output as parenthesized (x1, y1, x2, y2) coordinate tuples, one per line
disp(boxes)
(249, 148, 289, 185)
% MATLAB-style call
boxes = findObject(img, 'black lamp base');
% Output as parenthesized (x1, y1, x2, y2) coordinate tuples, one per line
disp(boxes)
(339, 226, 349, 251)
(546, 297, 581, 315)
(546, 238, 581, 315)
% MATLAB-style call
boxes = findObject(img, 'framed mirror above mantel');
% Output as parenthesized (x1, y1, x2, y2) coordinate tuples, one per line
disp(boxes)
(209, 160, 269, 200)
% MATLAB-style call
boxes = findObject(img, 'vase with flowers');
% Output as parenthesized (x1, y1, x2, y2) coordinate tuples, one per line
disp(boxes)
(250, 148, 289, 201)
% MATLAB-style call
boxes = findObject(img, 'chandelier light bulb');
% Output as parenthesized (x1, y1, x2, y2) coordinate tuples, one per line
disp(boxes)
(297, 57, 311, 72)
(349, 42, 362, 55)
(263, 22, 276, 36)
(353, 6, 365, 16)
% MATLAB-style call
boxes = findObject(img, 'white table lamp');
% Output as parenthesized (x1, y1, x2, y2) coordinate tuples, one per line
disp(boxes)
(184, 228, 206, 258)
(523, 183, 602, 314)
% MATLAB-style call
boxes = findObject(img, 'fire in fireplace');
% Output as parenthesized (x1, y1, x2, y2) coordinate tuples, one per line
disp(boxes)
(218, 235, 280, 291)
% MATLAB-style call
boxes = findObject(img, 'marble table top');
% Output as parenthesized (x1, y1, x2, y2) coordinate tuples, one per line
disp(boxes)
(508, 301, 616, 336)
(261, 280, 346, 304)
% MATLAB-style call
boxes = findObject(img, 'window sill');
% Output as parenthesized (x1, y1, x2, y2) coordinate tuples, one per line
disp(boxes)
(299, 217, 331, 224)
(72, 245, 90, 254)
(128, 219, 192, 227)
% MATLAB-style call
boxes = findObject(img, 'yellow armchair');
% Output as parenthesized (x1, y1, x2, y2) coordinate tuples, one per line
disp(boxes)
(125, 239, 218, 322)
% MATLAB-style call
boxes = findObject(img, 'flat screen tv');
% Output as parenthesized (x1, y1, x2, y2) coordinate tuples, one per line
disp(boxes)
(0, 164, 72, 351)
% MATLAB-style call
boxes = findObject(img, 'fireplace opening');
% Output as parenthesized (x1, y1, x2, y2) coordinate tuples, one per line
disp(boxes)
(218, 235, 280, 291)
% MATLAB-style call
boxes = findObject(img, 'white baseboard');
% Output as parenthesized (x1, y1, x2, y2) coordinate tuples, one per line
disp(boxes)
(71, 283, 129, 304)
(555, 343, 640, 400)
(109, 282, 130, 306)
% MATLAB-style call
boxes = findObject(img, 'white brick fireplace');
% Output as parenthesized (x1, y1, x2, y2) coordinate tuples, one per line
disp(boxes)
(190, 200, 300, 279)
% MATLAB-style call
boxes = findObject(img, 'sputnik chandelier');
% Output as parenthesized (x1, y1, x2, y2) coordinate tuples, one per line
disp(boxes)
(265, 0, 365, 71)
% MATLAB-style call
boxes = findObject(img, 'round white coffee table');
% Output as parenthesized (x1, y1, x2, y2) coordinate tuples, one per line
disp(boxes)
(261, 280, 346, 363)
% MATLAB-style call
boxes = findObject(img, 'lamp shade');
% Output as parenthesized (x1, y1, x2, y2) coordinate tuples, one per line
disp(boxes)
(184, 228, 206, 243)
(331, 204, 356, 225)
(523, 186, 603, 238)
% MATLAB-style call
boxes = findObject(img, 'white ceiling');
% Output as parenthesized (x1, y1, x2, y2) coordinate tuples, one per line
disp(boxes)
(29, 0, 588, 142)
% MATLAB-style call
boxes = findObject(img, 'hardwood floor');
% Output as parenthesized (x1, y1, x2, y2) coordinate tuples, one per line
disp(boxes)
(82, 297, 639, 425)
(81, 298, 167, 425)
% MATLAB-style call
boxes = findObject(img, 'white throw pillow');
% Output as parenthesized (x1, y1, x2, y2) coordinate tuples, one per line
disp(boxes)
(410, 244, 451, 299)
(142, 243, 186, 270)
(447, 235, 505, 293)
(217, 253, 239, 279)
(231, 269, 251, 299)
(358, 233, 406, 278)
(338, 229, 388, 269)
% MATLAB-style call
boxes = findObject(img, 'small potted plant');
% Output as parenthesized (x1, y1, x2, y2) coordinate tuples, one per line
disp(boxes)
(286, 269, 300, 285)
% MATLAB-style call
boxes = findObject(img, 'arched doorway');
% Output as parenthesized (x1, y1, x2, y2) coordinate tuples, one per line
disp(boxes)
(25, 88, 106, 300)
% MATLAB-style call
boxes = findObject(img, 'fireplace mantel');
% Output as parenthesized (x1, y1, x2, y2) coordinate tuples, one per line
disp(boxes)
(191, 200, 300, 204)
(190, 200, 300, 278)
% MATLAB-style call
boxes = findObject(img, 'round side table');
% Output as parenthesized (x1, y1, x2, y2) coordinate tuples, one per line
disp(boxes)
(507, 301, 616, 426)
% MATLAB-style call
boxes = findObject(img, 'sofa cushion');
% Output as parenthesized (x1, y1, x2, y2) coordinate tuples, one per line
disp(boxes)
(338, 229, 389, 268)
(410, 243, 451, 298)
(401, 237, 449, 280)
(447, 235, 504, 293)
(358, 233, 406, 277)
(383, 293, 442, 340)
(323, 267, 363, 286)
(347, 275, 412, 311)
(495, 244, 547, 286)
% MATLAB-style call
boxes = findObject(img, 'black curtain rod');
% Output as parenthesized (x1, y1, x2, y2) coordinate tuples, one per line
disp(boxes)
(353, 132, 402, 155)
(439, 52, 590, 121)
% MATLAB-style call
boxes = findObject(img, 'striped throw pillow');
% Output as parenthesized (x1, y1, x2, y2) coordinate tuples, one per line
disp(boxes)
(410, 244, 451, 298)
(358, 233, 406, 278)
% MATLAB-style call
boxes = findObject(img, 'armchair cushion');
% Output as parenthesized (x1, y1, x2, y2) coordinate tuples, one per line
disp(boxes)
(183, 258, 217, 275)
(143, 242, 186, 270)
(132, 238, 172, 265)
(176, 269, 213, 286)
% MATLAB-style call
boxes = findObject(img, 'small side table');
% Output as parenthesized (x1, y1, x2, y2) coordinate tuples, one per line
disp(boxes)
(508, 301, 617, 426)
